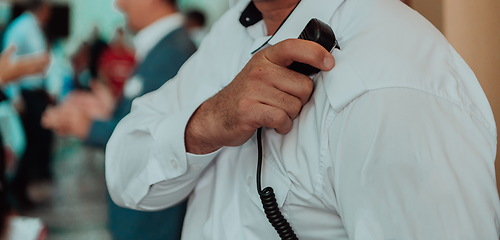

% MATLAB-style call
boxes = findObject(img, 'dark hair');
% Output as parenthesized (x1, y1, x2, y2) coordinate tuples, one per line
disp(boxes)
(0, 134, 9, 238)
(162, 0, 177, 7)
(186, 10, 206, 27)
(25, 0, 47, 11)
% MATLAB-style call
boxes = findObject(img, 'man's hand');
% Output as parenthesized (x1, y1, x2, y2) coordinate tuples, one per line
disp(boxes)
(64, 83, 114, 120)
(42, 103, 91, 139)
(185, 39, 335, 154)
(0, 45, 50, 84)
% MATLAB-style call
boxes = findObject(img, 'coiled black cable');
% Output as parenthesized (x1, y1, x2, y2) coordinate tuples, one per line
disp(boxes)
(256, 128, 299, 240)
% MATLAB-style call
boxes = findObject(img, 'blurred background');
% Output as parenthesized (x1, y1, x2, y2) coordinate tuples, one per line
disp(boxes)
(0, 0, 498, 239)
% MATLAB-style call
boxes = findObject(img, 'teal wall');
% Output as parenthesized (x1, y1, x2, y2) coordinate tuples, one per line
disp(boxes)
(66, 0, 125, 53)
(66, 0, 229, 54)
(65, 0, 229, 52)
(0, 0, 230, 54)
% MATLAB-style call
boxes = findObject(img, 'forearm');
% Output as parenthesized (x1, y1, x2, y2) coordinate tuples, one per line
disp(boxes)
(185, 100, 223, 154)
(106, 16, 243, 209)
(105, 79, 222, 209)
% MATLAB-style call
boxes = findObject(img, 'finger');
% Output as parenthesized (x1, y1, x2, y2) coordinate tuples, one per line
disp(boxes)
(263, 64, 315, 105)
(251, 85, 304, 119)
(246, 103, 293, 134)
(90, 80, 102, 92)
(41, 108, 57, 128)
(263, 39, 335, 71)
(55, 128, 69, 137)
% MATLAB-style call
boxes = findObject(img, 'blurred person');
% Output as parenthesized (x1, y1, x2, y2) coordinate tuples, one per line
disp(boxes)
(88, 27, 109, 82)
(0, 46, 49, 177)
(2, 0, 54, 210)
(0, 47, 49, 240)
(184, 10, 206, 47)
(42, 0, 196, 239)
(98, 28, 136, 99)
(105, 0, 499, 239)
(1, 147, 47, 240)
(70, 42, 92, 91)
(0, 46, 50, 87)
(2, 0, 52, 100)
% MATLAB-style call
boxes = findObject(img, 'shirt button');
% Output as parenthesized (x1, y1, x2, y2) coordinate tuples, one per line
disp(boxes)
(170, 160, 179, 169)
(247, 176, 252, 185)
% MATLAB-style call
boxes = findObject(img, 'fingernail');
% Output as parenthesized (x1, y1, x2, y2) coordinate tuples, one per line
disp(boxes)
(324, 56, 334, 69)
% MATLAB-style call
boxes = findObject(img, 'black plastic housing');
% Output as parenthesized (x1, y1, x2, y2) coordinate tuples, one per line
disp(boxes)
(288, 18, 337, 76)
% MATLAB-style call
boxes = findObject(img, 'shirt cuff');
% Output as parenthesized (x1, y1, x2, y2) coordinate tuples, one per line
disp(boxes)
(147, 103, 219, 184)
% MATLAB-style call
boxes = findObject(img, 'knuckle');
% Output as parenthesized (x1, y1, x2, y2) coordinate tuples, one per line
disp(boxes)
(253, 50, 265, 59)
(236, 98, 252, 112)
(279, 39, 295, 53)
(303, 79, 314, 94)
(287, 99, 302, 119)
(260, 110, 288, 128)
(295, 80, 314, 104)
(290, 98, 303, 112)
(259, 111, 272, 126)
(247, 64, 267, 81)
(274, 111, 289, 126)
(277, 94, 288, 108)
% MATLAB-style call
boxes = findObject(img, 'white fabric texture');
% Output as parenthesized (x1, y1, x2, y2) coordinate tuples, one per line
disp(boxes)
(106, 0, 500, 239)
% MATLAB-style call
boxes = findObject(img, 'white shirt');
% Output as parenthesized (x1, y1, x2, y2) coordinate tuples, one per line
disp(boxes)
(106, 0, 500, 239)
(133, 13, 184, 62)
(2, 12, 47, 100)
(6, 216, 46, 240)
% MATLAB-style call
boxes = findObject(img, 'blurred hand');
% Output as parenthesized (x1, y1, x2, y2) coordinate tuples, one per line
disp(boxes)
(89, 81, 115, 117)
(64, 82, 114, 120)
(185, 39, 335, 154)
(0, 45, 50, 85)
(42, 103, 91, 139)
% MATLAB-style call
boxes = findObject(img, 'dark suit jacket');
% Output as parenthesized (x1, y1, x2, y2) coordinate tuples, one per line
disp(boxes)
(86, 27, 196, 240)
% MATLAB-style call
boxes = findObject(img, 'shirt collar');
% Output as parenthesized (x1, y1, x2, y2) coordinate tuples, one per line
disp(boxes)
(134, 13, 184, 62)
(238, 0, 345, 52)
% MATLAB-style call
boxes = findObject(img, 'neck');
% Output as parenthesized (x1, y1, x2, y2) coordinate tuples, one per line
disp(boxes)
(253, 0, 300, 35)
(140, 7, 177, 32)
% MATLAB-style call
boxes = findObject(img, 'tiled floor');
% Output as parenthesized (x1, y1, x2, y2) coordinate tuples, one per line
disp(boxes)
(22, 138, 111, 240)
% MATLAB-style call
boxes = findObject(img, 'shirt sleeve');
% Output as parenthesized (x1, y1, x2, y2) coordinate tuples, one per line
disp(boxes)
(105, 56, 223, 211)
(327, 88, 499, 239)
(104, 13, 241, 210)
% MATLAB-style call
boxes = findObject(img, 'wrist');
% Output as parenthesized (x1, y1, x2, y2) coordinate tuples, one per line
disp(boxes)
(185, 102, 222, 154)
(78, 117, 92, 139)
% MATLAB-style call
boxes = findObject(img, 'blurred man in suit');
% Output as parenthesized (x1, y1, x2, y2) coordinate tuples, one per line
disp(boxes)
(42, 0, 196, 239)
